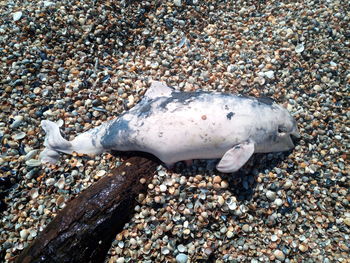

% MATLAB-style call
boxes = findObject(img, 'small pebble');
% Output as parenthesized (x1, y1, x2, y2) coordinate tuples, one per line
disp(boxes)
(176, 253, 188, 263)
(25, 159, 41, 167)
(266, 190, 276, 201)
(159, 184, 167, 192)
(19, 229, 29, 240)
(274, 249, 285, 261)
(173, 0, 182, 7)
(13, 11, 22, 21)
(45, 178, 55, 186)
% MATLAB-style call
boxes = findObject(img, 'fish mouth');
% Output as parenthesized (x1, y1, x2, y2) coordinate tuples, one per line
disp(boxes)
(290, 130, 301, 139)
(289, 129, 301, 148)
(285, 135, 295, 149)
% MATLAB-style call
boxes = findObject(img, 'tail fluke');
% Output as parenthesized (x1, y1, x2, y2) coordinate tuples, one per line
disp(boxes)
(39, 148, 61, 164)
(40, 120, 105, 163)
(40, 120, 72, 163)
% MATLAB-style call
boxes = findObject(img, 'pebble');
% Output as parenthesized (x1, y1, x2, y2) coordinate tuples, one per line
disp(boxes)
(344, 217, 350, 227)
(173, 0, 182, 7)
(226, 230, 234, 238)
(45, 178, 56, 186)
(213, 175, 222, 184)
(176, 253, 188, 263)
(295, 43, 305, 53)
(19, 229, 29, 240)
(274, 249, 285, 261)
(177, 244, 186, 253)
(12, 132, 26, 140)
(299, 244, 308, 252)
(274, 198, 283, 207)
(271, 235, 278, 242)
(29, 188, 39, 199)
(10, 116, 23, 129)
(242, 224, 251, 233)
(13, 11, 22, 21)
(283, 180, 292, 190)
(159, 184, 167, 192)
(25, 159, 41, 167)
(266, 190, 276, 201)
(25, 150, 39, 160)
(264, 71, 275, 79)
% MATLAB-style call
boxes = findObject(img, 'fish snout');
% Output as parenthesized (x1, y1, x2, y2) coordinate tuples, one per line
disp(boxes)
(289, 129, 301, 148)
(290, 129, 301, 139)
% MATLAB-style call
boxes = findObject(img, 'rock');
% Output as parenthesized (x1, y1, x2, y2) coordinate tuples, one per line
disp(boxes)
(274, 249, 285, 261)
(10, 116, 24, 129)
(299, 244, 308, 252)
(13, 11, 23, 22)
(274, 198, 283, 207)
(43, 1, 55, 7)
(343, 217, 350, 227)
(12, 132, 26, 140)
(295, 43, 305, 53)
(20, 229, 29, 240)
(313, 85, 322, 92)
(242, 224, 251, 233)
(159, 184, 167, 192)
(176, 253, 188, 263)
(25, 159, 41, 167)
(213, 175, 222, 184)
(25, 150, 39, 160)
(264, 70, 275, 79)
(174, 0, 182, 7)
(45, 178, 56, 186)
(266, 190, 276, 201)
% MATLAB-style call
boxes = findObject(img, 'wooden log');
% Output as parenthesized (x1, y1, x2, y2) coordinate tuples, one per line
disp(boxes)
(16, 157, 158, 263)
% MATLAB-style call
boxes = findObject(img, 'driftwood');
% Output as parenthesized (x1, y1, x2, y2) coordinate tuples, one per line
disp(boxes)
(16, 157, 158, 263)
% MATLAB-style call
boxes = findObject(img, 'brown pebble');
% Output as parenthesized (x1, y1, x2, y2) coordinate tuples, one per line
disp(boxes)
(220, 181, 229, 189)
(213, 175, 222, 184)
(139, 178, 146, 184)
(299, 244, 308, 252)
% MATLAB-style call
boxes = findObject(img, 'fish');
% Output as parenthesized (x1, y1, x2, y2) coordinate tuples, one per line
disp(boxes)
(40, 81, 300, 173)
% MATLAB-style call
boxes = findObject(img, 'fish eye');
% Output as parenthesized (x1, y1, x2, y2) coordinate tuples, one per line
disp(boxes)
(278, 126, 288, 134)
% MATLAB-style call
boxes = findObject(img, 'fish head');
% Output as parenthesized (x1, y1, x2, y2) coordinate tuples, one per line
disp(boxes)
(254, 104, 300, 153)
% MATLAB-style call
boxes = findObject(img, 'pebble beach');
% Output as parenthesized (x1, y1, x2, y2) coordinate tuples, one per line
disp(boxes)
(0, 0, 349, 262)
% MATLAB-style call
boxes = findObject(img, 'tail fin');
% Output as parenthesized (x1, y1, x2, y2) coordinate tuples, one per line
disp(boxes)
(40, 120, 72, 163)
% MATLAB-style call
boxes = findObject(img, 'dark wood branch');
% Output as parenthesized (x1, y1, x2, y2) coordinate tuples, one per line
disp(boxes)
(16, 157, 158, 263)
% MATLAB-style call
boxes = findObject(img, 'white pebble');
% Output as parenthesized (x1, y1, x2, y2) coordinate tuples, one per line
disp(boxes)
(159, 184, 167, 192)
(10, 115, 23, 129)
(274, 249, 285, 261)
(174, 0, 182, 7)
(266, 190, 276, 201)
(25, 159, 41, 167)
(313, 85, 322, 92)
(45, 178, 56, 186)
(177, 244, 187, 253)
(176, 253, 188, 263)
(274, 198, 283, 207)
(264, 70, 275, 79)
(295, 43, 305, 53)
(13, 11, 23, 22)
(20, 229, 29, 240)
(43, 1, 55, 7)
(12, 132, 26, 140)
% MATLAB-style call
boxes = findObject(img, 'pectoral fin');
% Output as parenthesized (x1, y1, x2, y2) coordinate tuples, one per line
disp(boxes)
(216, 141, 255, 173)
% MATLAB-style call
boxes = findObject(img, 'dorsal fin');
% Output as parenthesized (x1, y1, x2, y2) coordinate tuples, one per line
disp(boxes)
(144, 81, 173, 99)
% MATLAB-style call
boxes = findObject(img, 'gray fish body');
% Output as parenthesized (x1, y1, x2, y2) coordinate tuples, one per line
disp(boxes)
(41, 82, 299, 173)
